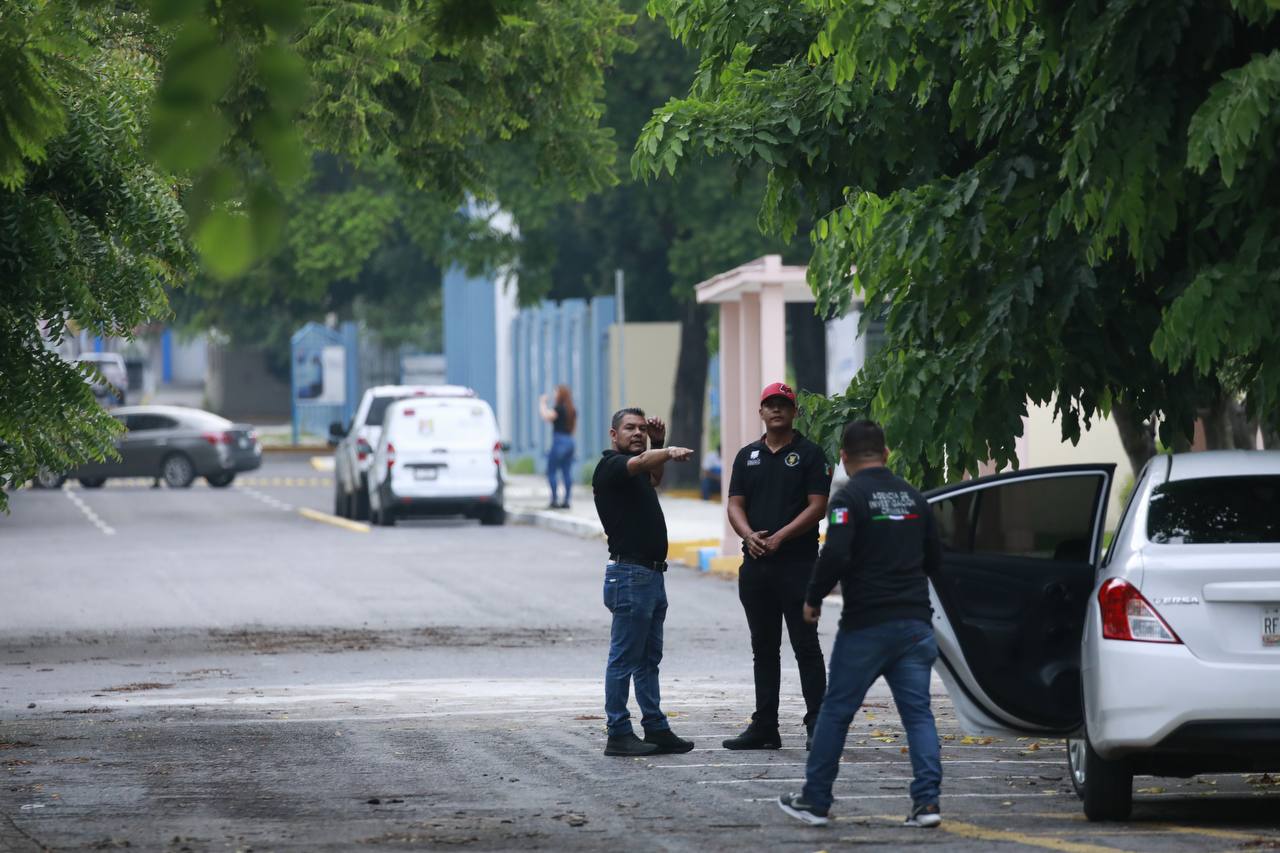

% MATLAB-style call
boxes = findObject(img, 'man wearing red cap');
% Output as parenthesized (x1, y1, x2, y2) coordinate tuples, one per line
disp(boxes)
(723, 382, 832, 750)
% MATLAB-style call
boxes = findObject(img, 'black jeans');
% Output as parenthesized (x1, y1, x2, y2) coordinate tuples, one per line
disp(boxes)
(738, 558, 827, 730)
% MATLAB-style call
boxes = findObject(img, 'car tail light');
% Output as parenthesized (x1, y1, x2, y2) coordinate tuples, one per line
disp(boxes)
(386, 442, 396, 472)
(1099, 578, 1182, 643)
(202, 431, 232, 446)
(492, 441, 502, 466)
(356, 437, 372, 462)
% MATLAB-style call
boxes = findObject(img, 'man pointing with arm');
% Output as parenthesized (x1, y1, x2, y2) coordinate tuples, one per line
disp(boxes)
(777, 420, 944, 829)
(593, 407, 696, 757)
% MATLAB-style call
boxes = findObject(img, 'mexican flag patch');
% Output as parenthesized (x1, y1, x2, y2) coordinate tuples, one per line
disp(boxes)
(829, 507, 849, 525)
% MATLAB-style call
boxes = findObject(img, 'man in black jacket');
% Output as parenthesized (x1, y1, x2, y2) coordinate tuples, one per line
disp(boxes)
(777, 420, 944, 829)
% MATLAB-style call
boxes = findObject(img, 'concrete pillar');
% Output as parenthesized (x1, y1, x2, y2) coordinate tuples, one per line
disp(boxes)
(759, 282, 786, 387)
(718, 302, 743, 556)
(739, 291, 762, 449)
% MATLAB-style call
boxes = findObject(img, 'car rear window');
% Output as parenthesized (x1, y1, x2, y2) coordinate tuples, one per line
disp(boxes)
(364, 396, 403, 427)
(1148, 476, 1280, 544)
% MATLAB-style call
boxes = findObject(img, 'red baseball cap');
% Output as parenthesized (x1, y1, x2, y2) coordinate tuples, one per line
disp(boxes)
(760, 382, 796, 405)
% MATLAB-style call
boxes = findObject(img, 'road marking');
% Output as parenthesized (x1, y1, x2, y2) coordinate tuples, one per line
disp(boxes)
(658, 759, 1062, 769)
(869, 815, 1130, 853)
(702, 774, 1056, 785)
(298, 507, 369, 533)
(63, 487, 116, 535)
(1146, 823, 1280, 842)
(237, 485, 294, 512)
(310, 455, 336, 472)
(749, 792, 1066, 802)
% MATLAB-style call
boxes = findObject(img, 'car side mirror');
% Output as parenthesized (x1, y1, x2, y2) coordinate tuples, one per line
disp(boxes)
(328, 421, 346, 445)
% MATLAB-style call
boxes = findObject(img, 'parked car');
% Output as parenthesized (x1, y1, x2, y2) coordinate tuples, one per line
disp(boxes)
(924, 452, 1280, 822)
(330, 384, 475, 520)
(40, 405, 262, 488)
(366, 396, 505, 527)
(75, 352, 128, 406)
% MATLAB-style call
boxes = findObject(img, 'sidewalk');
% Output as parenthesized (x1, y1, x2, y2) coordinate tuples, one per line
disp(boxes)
(504, 473, 735, 575)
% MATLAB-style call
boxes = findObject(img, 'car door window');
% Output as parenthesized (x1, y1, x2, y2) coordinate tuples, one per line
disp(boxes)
(126, 414, 178, 432)
(974, 476, 1100, 563)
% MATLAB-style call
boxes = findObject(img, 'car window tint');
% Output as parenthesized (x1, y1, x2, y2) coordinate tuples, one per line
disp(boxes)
(126, 414, 178, 431)
(940, 475, 1102, 561)
(933, 492, 977, 552)
(1148, 476, 1280, 544)
(364, 396, 404, 427)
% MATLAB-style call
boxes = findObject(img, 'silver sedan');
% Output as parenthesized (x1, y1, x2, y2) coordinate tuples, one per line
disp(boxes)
(40, 405, 262, 489)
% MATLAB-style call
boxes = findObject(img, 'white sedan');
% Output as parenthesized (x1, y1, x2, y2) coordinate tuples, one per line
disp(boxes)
(921, 451, 1280, 821)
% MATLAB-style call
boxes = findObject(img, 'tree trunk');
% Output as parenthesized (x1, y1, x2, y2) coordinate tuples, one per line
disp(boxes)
(665, 300, 710, 489)
(1201, 395, 1255, 450)
(788, 302, 827, 395)
(1111, 400, 1158, 477)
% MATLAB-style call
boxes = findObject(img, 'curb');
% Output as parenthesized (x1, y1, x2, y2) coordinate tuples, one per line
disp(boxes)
(508, 509, 739, 579)
(506, 508, 605, 540)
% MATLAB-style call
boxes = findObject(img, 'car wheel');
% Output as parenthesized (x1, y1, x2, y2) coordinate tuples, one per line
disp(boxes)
(161, 453, 196, 488)
(78, 477, 107, 489)
(1072, 734, 1133, 821)
(353, 479, 371, 521)
(479, 505, 506, 526)
(333, 480, 348, 518)
(206, 473, 235, 488)
(35, 470, 67, 489)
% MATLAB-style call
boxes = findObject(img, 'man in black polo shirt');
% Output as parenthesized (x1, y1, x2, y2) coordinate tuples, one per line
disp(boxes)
(723, 382, 831, 751)
(593, 407, 696, 757)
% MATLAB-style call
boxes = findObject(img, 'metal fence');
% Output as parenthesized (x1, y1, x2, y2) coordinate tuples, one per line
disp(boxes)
(509, 296, 616, 472)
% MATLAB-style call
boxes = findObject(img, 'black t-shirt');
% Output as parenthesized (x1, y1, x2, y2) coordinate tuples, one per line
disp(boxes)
(728, 432, 832, 563)
(553, 403, 570, 435)
(592, 450, 668, 561)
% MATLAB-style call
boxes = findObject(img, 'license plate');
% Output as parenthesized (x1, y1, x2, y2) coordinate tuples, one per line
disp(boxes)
(414, 467, 438, 480)
(1264, 607, 1280, 647)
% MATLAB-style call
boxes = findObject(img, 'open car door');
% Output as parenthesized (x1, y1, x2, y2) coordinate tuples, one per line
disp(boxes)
(926, 465, 1114, 737)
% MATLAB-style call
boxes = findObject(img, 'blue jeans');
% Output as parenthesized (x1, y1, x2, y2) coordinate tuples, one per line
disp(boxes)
(547, 433, 574, 504)
(603, 562, 669, 737)
(803, 619, 941, 813)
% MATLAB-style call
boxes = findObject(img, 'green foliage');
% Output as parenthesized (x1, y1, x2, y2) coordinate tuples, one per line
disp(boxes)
(0, 4, 190, 510)
(638, 0, 1280, 485)
(1, 0, 632, 506)
(518, 5, 787, 316)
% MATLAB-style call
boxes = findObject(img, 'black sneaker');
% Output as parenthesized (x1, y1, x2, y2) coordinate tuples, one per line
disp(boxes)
(904, 802, 941, 828)
(604, 732, 659, 757)
(644, 728, 694, 754)
(777, 792, 829, 826)
(722, 723, 781, 751)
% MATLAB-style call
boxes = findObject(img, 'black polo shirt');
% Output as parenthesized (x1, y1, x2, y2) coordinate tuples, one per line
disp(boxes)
(592, 450, 668, 562)
(728, 431, 831, 563)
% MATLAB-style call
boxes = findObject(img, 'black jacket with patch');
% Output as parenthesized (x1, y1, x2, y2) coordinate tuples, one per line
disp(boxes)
(806, 466, 942, 630)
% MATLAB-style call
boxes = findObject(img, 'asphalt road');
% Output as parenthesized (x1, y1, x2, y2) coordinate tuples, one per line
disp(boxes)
(2, 455, 1279, 851)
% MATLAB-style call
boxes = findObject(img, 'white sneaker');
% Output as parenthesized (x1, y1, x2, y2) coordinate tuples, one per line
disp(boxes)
(905, 802, 941, 828)
(777, 792, 829, 827)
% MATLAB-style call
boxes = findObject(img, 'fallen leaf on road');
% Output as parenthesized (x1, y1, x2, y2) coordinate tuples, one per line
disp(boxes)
(573, 715, 603, 721)
(960, 736, 995, 745)
(101, 683, 173, 693)
(1137, 787, 1166, 794)
(553, 813, 589, 827)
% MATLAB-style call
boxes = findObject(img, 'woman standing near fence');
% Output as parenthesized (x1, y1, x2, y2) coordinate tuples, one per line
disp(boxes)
(539, 386, 577, 509)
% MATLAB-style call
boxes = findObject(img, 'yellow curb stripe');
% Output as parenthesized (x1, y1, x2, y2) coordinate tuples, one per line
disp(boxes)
(298, 507, 369, 533)
(872, 816, 1136, 853)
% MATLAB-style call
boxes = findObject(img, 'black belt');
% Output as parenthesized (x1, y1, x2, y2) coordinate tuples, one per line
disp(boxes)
(609, 554, 668, 572)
